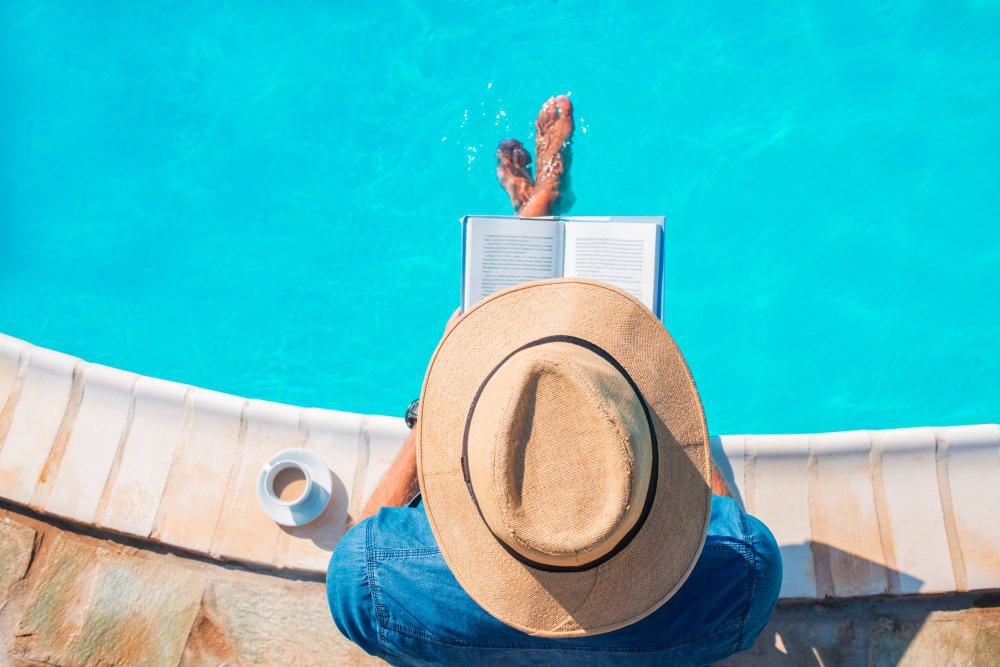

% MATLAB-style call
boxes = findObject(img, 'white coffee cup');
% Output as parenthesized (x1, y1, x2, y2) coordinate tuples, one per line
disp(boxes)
(263, 459, 313, 507)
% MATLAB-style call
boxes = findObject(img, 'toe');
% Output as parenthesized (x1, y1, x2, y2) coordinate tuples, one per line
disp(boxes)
(547, 97, 573, 148)
(513, 144, 531, 167)
(555, 95, 573, 120)
(536, 97, 558, 132)
(496, 138, 516, 160)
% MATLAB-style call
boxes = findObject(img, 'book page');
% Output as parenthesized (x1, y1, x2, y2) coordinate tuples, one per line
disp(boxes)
(463, 217, 564, 310)
(563, 220, 661, 314)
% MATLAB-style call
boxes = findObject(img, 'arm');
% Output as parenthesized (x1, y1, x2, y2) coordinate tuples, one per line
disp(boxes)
(712, 464, 735, 498)
(359, 429, 418, 521)
(358, 308, 462, 522)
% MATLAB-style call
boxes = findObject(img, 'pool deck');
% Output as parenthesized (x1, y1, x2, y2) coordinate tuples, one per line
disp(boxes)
(1, 332, 998, 663)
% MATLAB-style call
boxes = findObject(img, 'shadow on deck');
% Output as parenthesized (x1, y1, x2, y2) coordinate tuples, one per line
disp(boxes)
(723, 541, 1000, 665)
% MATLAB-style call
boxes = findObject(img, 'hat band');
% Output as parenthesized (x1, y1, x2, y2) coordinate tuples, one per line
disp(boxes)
(460, 335, 659, 573)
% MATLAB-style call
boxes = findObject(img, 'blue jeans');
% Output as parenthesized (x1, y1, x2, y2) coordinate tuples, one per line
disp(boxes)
(327, 495, 781, 666)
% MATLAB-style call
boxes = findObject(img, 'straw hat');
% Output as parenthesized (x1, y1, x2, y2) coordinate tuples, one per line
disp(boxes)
(416, 278, 711, 637)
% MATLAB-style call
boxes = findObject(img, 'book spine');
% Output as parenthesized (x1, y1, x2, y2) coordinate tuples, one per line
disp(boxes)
(656, 220, 665, 319)
(460, 216, 469, 312)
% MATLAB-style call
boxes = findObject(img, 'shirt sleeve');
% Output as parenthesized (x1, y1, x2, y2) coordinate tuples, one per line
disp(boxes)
(326, 518, 381, 658)
(741, 514, 783, 650)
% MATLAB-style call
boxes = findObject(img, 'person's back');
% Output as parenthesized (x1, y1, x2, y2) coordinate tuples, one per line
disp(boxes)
(326, 277, 782, 665)
(329, 494, 780, 665)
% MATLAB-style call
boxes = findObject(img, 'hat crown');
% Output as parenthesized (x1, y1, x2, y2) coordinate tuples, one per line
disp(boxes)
(466, 342, 653, 568)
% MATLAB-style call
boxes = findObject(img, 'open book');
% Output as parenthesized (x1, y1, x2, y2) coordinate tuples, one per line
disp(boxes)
(461, 215, 664, 318)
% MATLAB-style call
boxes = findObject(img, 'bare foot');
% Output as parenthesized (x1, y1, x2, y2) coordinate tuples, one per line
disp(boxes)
(519, 95, 573, 217)
(496, 139, 534, 212)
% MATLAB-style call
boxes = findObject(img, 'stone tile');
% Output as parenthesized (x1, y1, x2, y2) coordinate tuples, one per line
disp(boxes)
(810, 430, 889, 597)
(153, 388, 245, 554)
(943, 424, 1000, 591)
(300, 408, 363, 503)
(42, 364, 136, 524)
(274, 408, 358, 571)
(892, 607, 1000, 666)
(179, 605, 241, 665)
(0, 347, 78, 505)
(199, 578, 381, 666)
(12, 533, 204, 666)
(746, 434, 816, 599)
(211, 399, 304, 566)
(877, 427, 955, 593)
(0, 516, 35, 599)
(721, 590, 1000, 666)
(275, 490, 350, 573)
(360, 414, 409, 507)
(0, 334, 27, 414)
(97, 376, 189, 537)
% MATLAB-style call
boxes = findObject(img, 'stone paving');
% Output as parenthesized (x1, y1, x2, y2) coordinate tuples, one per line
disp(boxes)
(3, 504, 1000, 665)
(0, 508, 379, 666)
(722, 591, 1000, 666)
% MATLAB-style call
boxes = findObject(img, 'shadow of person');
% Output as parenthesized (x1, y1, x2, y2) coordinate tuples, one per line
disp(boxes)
(702, 439, 966, 664)
(719, 542, 937, 666)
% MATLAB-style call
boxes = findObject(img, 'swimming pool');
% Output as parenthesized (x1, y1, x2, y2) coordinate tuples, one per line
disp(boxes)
(2, 1, 998, 435)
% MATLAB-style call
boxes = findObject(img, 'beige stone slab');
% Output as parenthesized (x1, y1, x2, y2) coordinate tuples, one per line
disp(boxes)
(0, 347, 78, 505)
(896, 606, 1000, 667)
(360, 414, 409, 506)
(0, 336, 28, 484)
(274, 408, 360, 571)
(97, 376, 189, 537)
(747, 434, 816, 599)
(943, 424, 1000, 591)
(0, 334, 27, 413)
(212, 399, 304, 566)
(0, 516, 35, 599)
(153, 388, 245, 554)
(809, 430, 889, 597)
(196, 578, 381, 665)
(300, 407, 362, 502)
(720, 590, 1000, 666)
(43, 364, 136, 524)
(2, 504, 376, 667)
(11, 532, 204, 666)
(878, 427, 955, 593)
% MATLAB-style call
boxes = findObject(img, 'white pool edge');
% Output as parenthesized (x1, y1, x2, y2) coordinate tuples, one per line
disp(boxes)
(1, 332, 997, 598)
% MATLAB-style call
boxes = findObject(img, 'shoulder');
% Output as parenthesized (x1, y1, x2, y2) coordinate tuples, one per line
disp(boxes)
(326, 505, 434, 659)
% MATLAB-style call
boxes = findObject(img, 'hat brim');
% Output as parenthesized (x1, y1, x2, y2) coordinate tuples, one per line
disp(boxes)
(417, 279, 711, 637)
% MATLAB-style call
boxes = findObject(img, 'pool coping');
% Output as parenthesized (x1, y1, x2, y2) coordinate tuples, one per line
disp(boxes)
(1, 332, 998, 598)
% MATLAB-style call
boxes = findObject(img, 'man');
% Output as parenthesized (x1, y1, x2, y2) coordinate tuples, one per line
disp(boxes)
(327, 96, 781, 665)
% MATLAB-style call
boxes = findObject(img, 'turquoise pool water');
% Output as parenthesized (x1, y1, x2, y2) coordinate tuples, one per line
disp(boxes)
(2, 2, 998, 435)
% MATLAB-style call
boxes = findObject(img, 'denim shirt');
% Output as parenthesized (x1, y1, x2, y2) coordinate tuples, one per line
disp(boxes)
(327, 495, 781, 666)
